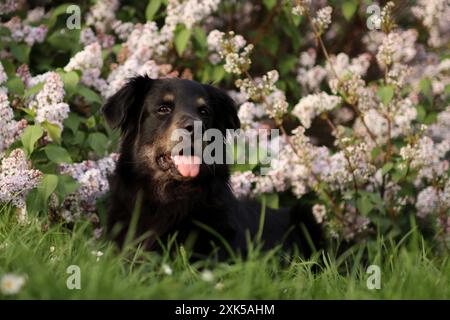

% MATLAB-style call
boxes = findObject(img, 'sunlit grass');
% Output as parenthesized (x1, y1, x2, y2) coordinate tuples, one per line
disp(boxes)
(0, 206, 448, 299)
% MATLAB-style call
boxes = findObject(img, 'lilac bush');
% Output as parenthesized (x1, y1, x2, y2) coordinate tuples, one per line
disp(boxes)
(0, 1, 448, 248)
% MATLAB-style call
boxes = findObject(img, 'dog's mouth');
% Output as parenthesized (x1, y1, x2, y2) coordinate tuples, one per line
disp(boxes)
(157, 153, 201, 178)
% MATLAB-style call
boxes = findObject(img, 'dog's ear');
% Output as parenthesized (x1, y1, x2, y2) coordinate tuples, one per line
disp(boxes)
(203, 84, 240, 132)
(102, 76, 154, 130)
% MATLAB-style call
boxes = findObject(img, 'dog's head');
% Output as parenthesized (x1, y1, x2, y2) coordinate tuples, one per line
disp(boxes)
(102, 76, 240, 187)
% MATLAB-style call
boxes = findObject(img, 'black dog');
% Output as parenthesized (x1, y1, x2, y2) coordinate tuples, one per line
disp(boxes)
(102, 76, 322, 260)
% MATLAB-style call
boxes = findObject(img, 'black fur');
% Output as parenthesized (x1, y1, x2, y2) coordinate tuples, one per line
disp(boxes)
(103, 76, 323, 260)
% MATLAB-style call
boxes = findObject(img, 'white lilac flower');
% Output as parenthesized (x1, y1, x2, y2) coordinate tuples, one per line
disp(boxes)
(297, 65, 327, 93)
(386, 63, 412, 88)
(0, 149, 42, 208)
(341, 206, 370, 241)
(416, 186, 439, 218)
(111, 21, 134, 41)
(64, 42, 107, 92)
(355, 97, 417, 144)
(86, 0, 119, 33)
(412, 0, 450, 48)
(326, 53, 371, 80)
(207, 30, 253, 75)
(415, 180, 450, 221)
(265, 89, 289, 119)
(104, 0, 220, 97)
(400, 136, 449, 183)
(2, 16, 47, 46)
(292, 0, 311, 16)
(27, 72, 70, 131)
(25, 7, 45, 23)
(104, 57, 161, 98)
(376, 31, 418, 69)
(312, 204, 326, 223)
(230, 171, 255, 198)
(321, 142, 375, 191)
(428, 105, 450, 143)
(0, 89, 28, 154)
(0, 0, 17, 15)
(292, 93, 341, 128)
(57, 154, 119, 217)
(296, 49, 328, 92)
(299, 49, 317, 68)
(103, 19, 176, 97)
(0, 62, 7, 85)
(312, 6, 333, 34)
(238, 102, 263, 128)
(418, 59, 450, 96)
(235, 70, 279, 103)
(165, 0, 221, 30)
(0, 274, 26, 295)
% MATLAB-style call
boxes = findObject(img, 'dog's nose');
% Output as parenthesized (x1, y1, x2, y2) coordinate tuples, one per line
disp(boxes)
(179, 116, 201, 135)
(184, 122, 194, 133)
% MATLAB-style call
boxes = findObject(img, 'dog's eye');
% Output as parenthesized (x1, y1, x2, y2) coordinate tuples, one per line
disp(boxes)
(198, 106, 209, 116)
(157, 105, 172, 114)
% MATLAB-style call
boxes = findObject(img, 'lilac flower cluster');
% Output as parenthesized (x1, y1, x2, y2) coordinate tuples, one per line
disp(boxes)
(0, 63, 27, 155)
(412, 0, 450, 48)
(57, 154, 119, 219)
(208, 1, 450, 241)
(27, 72, 70, 132)
(2, 16, 47, 46)
(64, 42, 107, 93)
(0, 149, 42, 209)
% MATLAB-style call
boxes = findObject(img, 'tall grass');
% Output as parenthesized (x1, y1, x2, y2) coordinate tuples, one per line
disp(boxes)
(0, 206, 448, 299)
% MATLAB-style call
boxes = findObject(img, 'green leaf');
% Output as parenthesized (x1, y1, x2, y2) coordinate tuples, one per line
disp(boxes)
(55, 175, 80, 203)
(145, 0, 162, 21)
(357, 195, 373, 216)
(44, 144, 72, 164)
(24, 82, 44, 98)
(42, 121, 62, 144)
(9, 43, 30, 63)
(5, 77, 24, 95)
(86, 116, 96, 129)
(60, 71, 79, 96)
(174, 26, 192, 56)
(78, 85, 102, 104)
(0, 59, 15, 76)
(47, 29, 80, 53)
(382, 162, 394, 175)
(424, 112, 437, 125)
(419, 78, 432, 102)
(343, 1, 358, 21)
(377, 85, 394, 105)
(64, 112, 81, 133)
(193, 27, 207, 49)
(263, 0, 277, 10)
(21, 125, 44, 156)
(279, 55, 298, 76)
(211, 66, 225, 83)
(416, 104, 426, 122)
(47, 3, 72, 30)
(259, 193, 279, 209)
(26, 174, 58, 214)
(87, 132, 109, 156)
(39, 174, 59, 204)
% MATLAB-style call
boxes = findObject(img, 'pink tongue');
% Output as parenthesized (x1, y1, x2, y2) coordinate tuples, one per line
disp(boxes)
(172, 155, 201, 178)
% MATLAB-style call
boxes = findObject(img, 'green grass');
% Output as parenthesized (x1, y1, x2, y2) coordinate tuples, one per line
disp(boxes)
(0, 207, 449, 299)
